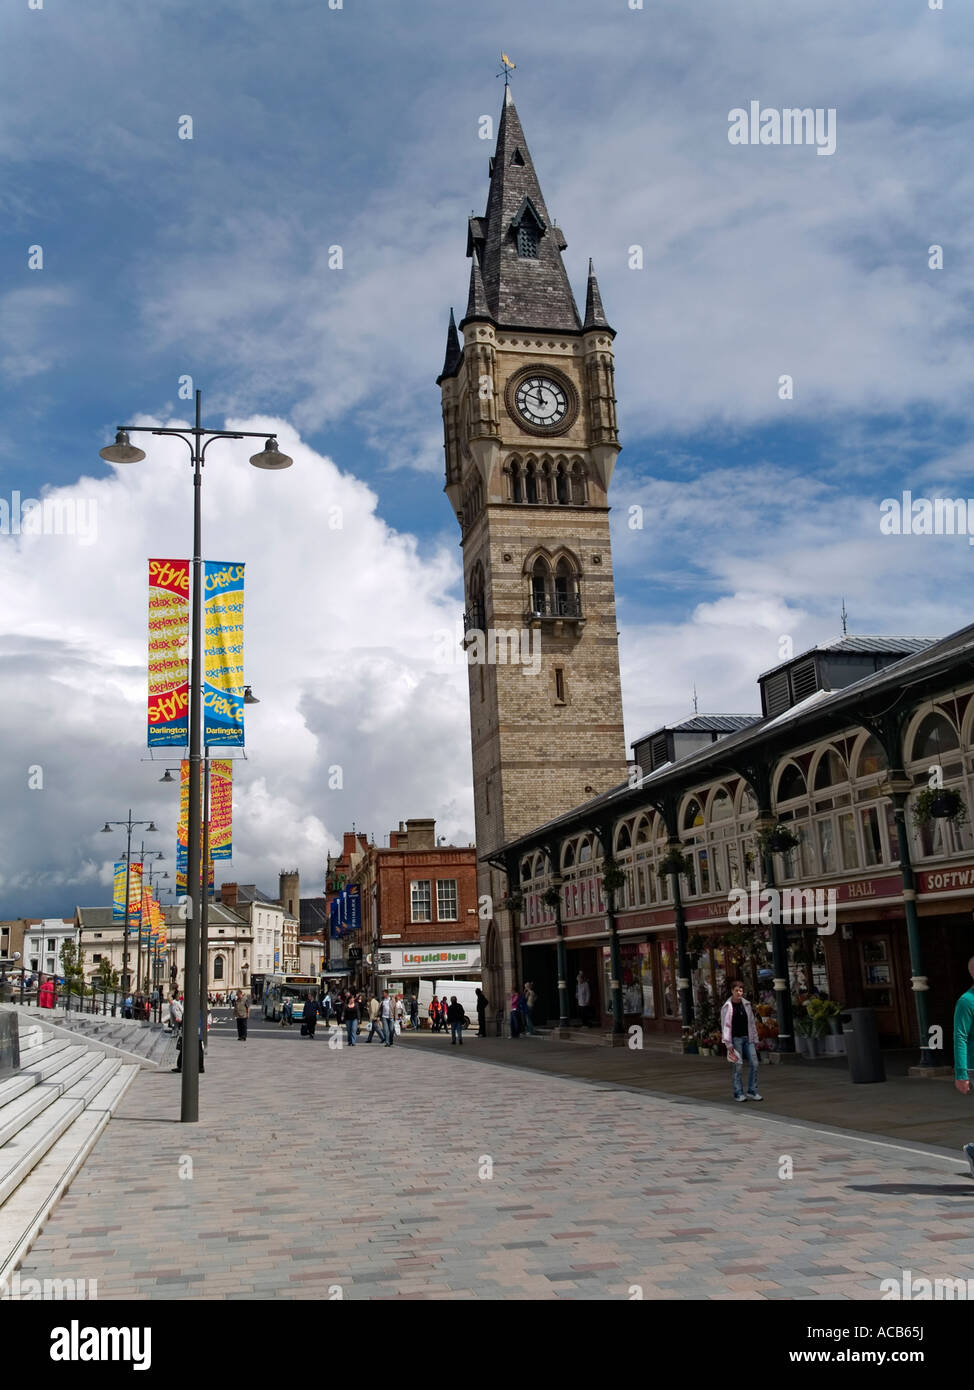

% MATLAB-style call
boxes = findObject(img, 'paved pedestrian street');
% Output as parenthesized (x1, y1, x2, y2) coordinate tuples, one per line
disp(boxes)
(17, 1027, 974, 1301)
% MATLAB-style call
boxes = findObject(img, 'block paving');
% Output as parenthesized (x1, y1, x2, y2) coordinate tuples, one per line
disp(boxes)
(17, 1027, 974, 1300)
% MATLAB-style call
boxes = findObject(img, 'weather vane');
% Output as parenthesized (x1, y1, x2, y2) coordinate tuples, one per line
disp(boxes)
(497, 52, 516, 87)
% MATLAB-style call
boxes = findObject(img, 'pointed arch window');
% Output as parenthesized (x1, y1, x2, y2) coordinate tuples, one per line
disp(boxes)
(510, 459, 523, 504)
(465, 562, 486, 632)
(554, 557, 579, 617)
(570, 460, 586, 505)
(540, 458, 554, 503)
(525, 460, 538, 504)
(555, 461, 570, 504)
(531, 558, 549, 615)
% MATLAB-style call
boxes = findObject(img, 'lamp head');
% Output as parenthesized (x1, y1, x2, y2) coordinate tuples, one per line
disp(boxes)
(249, 437, 293, 470)
(159, 769, 175, 783)
(101, 823, 113, 834)
(146, 822, 158, 833)
(99, 430, 146, 464)
(243, 686, 260, 704)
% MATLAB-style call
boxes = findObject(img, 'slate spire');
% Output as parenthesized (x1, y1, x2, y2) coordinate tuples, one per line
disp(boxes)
(583, 259, 611, 332)
(436, 309, 462, 384)
(462, 87, 581, 332)
(465, 247, 491, 321)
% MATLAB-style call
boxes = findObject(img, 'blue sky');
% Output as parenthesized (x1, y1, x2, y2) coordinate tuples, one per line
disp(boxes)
(2, 0, 974, 916)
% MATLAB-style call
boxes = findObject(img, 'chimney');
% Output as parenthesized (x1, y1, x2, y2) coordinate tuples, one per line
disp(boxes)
(221, 882, 238, 907)
(404, 818, 436, 850)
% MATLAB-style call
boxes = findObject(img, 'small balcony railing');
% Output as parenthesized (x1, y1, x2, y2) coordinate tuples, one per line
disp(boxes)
(463, 605, 487, 633)
(527, 593, 583, 620)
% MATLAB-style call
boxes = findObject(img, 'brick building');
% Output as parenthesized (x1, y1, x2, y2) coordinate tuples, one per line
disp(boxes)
(342, 819, 480, 997)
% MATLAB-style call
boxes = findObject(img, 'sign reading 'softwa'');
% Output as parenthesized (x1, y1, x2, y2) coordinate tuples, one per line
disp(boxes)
(203, 561, 245, 745)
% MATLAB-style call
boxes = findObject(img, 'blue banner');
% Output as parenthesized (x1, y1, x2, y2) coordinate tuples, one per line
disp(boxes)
(203, 561, 245, 746)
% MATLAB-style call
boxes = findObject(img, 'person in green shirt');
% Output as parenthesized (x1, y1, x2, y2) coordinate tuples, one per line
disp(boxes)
(953, 955, 974, 1178)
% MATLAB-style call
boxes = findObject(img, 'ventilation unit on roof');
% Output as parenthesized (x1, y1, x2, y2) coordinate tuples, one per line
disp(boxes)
(763, 669, 790, 718)
(650, 733, 668, 769)
(791, 659, 819, 703)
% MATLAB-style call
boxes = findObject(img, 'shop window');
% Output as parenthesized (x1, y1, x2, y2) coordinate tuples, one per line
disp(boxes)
(660, 940, 680, 1019)
(911, 711, 959, 762)
(860, 805, 884, 866)
(857, 735, 887, 777)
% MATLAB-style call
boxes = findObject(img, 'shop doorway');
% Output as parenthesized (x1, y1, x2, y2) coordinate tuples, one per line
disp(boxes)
(566, 945, 601, 1025)
(521, 945, 559, 1026)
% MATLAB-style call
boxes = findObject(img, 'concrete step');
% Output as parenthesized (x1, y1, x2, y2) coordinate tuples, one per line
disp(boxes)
(0, 1063, 138, 1287)
(0, 1094, 86, 1207)
(0, 1053, 102, 1148)
(18, 1042, 91, 1083)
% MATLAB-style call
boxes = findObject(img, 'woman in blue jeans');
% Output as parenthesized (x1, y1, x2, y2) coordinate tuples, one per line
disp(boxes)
(720, 980, 763, 1102)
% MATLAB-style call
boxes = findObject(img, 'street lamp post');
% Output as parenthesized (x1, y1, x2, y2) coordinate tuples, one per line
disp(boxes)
(101, 813, 157, 995)
(101, 390, 292, 1122)
(120, 842, 167, 1002)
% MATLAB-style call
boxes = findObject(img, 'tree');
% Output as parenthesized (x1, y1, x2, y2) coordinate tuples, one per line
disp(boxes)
(60, 941, 87, 996)
(95, 957, 120, 993)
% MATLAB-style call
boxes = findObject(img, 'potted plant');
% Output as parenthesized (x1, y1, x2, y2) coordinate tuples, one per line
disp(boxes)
(758, 822, 800, 855)
(793, 1015, 814, 1058)
(541, 885, 562, 909)
(502, 890, 524, 913)
(912, 786, 968, 827)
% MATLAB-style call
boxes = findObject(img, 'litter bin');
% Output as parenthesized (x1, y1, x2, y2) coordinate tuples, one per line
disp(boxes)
(841, 1007, 886, 1083)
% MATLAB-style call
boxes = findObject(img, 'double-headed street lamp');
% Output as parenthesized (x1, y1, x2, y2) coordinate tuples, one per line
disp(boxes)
(101, 813, 157, 993)
(101, 389, 292, 1123)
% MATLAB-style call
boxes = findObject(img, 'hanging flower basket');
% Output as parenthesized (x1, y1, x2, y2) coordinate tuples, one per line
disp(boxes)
(912, 786, 968, 827)
(541, 886, 562, 909)
(657, 848, 693, 880)
(502, 891, 524, 913)
(600, 858, 627, 895)
(758, 823, 799, 855)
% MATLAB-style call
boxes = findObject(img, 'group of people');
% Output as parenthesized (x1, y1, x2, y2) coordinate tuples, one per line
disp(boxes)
(508, 983, 538, 1038)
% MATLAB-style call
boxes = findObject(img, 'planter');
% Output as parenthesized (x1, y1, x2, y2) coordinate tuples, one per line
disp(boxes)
(699, 1046, 712, 1057)
(795, 1033, 814, 1059)
(824, 1033, 846, 1055)
(828, 1016, 843, 1035)
(683, 1042, 699, 1055)
(762, 1050, 782, 1064)
(812, 1036, 827, 1056)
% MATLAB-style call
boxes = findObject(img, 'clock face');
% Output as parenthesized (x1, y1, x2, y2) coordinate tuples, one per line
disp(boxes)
(514, 375, 568, 429)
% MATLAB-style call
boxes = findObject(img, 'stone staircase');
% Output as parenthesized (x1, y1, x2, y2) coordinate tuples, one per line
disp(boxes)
(11, 1009, 177, 1070)
(0, 1010, 140, 1286)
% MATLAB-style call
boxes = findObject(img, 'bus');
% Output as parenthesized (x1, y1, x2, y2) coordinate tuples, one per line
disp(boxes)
(262, 974, 320, 1022)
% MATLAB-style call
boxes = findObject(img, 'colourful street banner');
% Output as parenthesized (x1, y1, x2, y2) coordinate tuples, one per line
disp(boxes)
(112, 861, 143, 927)
(147, 559, 190, 747)
(210, 760, 233, 860)
(203, 562, 245, 745)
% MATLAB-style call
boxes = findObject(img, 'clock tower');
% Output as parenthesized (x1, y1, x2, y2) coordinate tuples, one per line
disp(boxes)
(437, 86, 627, 1007)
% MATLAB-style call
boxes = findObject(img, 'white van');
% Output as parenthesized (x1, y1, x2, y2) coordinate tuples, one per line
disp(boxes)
(412, 978, 482, 1026)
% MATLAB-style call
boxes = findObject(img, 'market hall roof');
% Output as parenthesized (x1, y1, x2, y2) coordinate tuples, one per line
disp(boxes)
(490, 621, 972, 861)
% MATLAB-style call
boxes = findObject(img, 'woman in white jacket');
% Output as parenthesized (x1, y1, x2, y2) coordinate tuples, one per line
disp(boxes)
(720, 981, 762, 1102)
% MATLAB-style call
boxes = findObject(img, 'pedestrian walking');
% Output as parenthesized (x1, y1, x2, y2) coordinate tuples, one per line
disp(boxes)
(345, 994, 359, 1047)
(366, 993, 383, 1043)
(380, 990, 395, 1046)
(169, 994, 183, 1035)
(123, 993, 134, 1020)
(520, 981, 538, 1035)
(575, 972, 593, 1027)
(173, 1008, 211, 1074)
(409, 994, 419, 1030)
(721, 980, 762, 1102)
(509, 990, 522, 1039)
(447, 995, 465, 1045)
(322, 990, 333, 1028)
(439, 996, 449, 1034)
(281, 997, 294, 1027)
(234, 990, 250, 1041)
(429, 997, 441, 1032)
(953, 954, 974, 1177)
(302, 994, 319, 1038)
(475, 987, 489, 1037)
